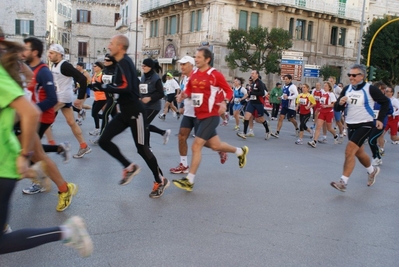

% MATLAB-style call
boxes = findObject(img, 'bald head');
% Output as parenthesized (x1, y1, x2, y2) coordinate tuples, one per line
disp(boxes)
(108, 34, 129, 60)
(114, 34, 129, 51)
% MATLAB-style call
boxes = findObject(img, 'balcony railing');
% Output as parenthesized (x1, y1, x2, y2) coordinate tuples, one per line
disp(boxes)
(140, 0, 362, 21)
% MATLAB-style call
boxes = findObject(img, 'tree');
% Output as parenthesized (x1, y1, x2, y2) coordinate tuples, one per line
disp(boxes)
(319, 65, 341, 81)
(361, 15, 399, 86)
(225, 26, 292, 75)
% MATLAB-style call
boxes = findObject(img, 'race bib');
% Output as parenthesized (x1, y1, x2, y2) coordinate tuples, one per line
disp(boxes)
(320, 97, 326, 105)
(373, 110, 379, 119)
(347, 92, 365, 106)
(249, 95, 257, 100)
(314, 96, 320, 101)
(139, 84, 148, 94)
(299, 98, 307, 105)
(102, 74, 113, 85)
(191, 93, 203, 107)
(234, 98, 240, 104)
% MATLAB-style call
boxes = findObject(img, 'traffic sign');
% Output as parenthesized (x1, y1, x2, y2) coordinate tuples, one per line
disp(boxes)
(303, 64, 321, 78)
(281, 59, 303, 65)
(282, 51, 304, 57)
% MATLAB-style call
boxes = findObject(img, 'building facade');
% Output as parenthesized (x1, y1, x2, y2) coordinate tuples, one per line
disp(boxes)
(140, 0, 396, 86)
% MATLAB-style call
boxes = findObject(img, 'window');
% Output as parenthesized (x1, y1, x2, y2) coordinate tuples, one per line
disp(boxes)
(169, 15, 178, 35)
(164, 18, 168, 35)
(150, 20, 158, 37)
(78, 42, 87, 57)
(78, 57, 84, 63)
(288, 18, 294, 37)
(77, 10, 91, 23)
(238, 11, 248, 30)
(190, 10, 202, 32)
(250, 12, 259, 29)
(295, 0, 306, 7)
(295, 19, 306, 40)
(307, 21, 313, 41)
(338, 0, 346, 16)
(338, 27, 346, 46)
(15, 20, 34, 35)
(62, 33, 69, 47)
(330, 26, 338, 45)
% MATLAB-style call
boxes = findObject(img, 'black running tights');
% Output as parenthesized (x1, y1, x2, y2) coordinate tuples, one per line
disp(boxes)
(0, 178, 61, 254)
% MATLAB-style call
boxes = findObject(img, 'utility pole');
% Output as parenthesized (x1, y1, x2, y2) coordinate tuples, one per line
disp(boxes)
(357, 0, 367, 64)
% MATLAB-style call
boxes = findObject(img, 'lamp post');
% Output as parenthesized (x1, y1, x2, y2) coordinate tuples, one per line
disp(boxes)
(135, 0, 139, 67)
(356, 0, 366, 64)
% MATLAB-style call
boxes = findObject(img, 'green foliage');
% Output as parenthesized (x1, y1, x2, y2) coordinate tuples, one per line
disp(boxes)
(225, 26, 293, 75)
(319, 65, 341, 80)
(361, 16, 399, 86)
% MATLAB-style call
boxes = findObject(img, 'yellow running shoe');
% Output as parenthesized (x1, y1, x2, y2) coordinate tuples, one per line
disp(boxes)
(57, 183, 78, 212)
(172, 177, 194, 192)
(238, 146, 249, 168)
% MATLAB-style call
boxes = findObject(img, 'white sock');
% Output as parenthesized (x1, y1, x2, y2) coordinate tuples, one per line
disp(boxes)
(235, 147, 243, 156)
(60, 225, 72, 240)
(187, 173, 195, 183)
(340, 175, 349, 184)
(180, 156, 188, 167)
(366, 165, 374, 174)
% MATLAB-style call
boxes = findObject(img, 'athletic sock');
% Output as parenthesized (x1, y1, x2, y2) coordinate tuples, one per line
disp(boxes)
(180, 156, 188, 167)
(187, 173, 195, 184)
(340, 175, 349, 184)
(366, 165, 374, 174)
(235, 147, 243, 156)
(58, 182, 68, 193)
(48, 140, 56, 145)
(80, 142, 87, 149)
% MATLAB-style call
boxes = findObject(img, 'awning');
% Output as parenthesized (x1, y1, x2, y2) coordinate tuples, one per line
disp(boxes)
(157, 58, 174, 64)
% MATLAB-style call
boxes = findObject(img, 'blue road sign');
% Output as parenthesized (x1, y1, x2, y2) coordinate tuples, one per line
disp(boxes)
(281, 59, 303, 65)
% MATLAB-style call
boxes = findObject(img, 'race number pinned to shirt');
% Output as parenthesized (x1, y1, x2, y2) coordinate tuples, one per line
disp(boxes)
(249, 95, 257, 100)
(373, 110, 379, 119)
(299, 98, 307, 105)
(234, 98, 240, 104)
(347, 92, 364, 106)
(102, 75, 113, 85)
(191, 93, 203, 107)
(320, 97, 326, 105)
(139, 84, 148, 94)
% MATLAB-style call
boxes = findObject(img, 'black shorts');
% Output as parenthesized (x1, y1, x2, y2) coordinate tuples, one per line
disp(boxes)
(280, 107, 296, 119)
(195, 116, 219, 141)
(347, 122, 373, 147)
(166, 93, 176, 103)
(245, 102, 264, 117)
(61, 102, 73, 108)
(180, 115, 197, 133)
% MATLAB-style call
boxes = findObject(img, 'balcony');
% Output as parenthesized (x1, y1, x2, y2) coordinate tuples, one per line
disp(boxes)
(141, 0, 186, 13)
(116, 18, 128, 31)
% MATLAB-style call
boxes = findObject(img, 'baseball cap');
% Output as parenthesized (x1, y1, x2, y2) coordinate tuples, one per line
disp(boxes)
(178, 56, 195, 65)
(49, 44, 65, 55)
(276, 82, 282, 86)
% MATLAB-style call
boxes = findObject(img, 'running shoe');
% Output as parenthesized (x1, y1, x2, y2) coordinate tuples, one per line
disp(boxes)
(367, 166, 380, 187)
(343, 129, 347, 136)
(238, 146, 249, 168)
(76, 118, 82, 126)
(379, 147, 385, 156)
(392, 141, 399, 145)
(22, 183, 46, 195)
(234, 125, 240, 131)
(237, 132, 246, 139)
(79, 109, 86, 120)
(371, 158, 382, 166)
(318, 137, 327, 143)
(159, 114, 166, 121)
(218, 151, 228, 164)
(295, 139, 303, 145)
(220, 121, 228, 126)
(30, 161, 52, 191)
(170, 163, 189, 174)
(163, 129, 171, 145)
(265, 132, 271, 140)
(308, 140, 317, 148)
(149, 178, 170, 198)
(89, 129, 100, 136)
(59, 141, 71, 163)
(90, 136, 100, 146)
(173, 177, 194, 192)
(270, 132, 279, 138)
(120, 163, 141, 185)
(334, 136, 340, 144)
(63, 216, 93, 257)
(3, 224, 12, 234)
(246, 130, 255, 137)
(73, 146, 92, 158)
(295, 129, 300, 137)
(57, 183, 78, 212)
(330, 179, 347, 192)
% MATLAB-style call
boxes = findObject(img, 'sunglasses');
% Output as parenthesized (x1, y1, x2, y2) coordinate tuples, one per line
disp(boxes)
(347, 73, 362, 77)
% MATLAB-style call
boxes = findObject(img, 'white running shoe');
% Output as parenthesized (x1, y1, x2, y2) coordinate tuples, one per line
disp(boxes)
(371, 158, 382, 166)
(63, 216, 93, 257)
(163, 129, 171, 145)
(89, 129, 100, 136)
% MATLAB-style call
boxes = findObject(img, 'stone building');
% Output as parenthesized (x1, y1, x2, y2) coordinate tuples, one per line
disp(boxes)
(140, 0, 396, 86)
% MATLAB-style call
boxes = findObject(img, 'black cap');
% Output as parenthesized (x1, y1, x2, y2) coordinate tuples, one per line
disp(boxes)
(276, 82, 282, 86)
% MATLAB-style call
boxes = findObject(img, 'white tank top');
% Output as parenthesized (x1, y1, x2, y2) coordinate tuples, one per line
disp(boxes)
(51, 60, 73, 103)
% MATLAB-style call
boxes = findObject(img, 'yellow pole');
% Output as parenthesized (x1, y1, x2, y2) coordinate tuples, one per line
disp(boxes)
(366, 18, 399, 68)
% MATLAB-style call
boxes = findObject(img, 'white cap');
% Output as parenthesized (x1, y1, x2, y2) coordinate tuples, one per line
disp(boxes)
(178, 56, 195, 65)
(49, 44, 65, 55)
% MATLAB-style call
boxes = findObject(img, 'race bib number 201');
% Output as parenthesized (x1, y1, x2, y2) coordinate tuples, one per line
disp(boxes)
(191, 93, 203, 107)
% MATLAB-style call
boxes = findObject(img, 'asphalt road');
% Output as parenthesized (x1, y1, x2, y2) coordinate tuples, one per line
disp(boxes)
(2, 102, 399, 267)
